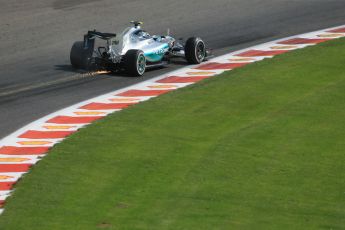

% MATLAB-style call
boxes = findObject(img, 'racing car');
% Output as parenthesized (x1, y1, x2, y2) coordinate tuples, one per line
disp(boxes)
(70, 21, 212, 76)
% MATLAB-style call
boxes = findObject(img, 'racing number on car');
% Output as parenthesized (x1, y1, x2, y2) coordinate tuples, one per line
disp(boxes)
(154, 48, 166, 55)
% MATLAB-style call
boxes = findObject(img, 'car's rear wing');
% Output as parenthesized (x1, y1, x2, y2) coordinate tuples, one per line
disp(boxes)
(83, 30, 116, 49)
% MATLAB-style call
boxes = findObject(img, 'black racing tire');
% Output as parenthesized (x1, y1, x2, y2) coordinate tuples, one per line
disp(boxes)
(184, 37, 206, 64)
(124, 49, 146, 76)
(70, 41, 92, 70)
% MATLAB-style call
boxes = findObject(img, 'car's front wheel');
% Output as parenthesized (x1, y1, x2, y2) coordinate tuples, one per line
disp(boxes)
(124, 49, 146, 76)
(185, 37, 206, 64)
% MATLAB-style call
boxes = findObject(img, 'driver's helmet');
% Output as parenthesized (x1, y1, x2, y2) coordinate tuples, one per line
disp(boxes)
(134, 30, 151, 40)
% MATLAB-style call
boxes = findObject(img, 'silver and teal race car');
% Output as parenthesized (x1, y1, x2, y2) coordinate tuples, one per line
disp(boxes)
(70, 21, 212, 76)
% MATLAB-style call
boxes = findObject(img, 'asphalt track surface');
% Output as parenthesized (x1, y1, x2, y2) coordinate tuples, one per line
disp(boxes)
(1, 0, 345, 139)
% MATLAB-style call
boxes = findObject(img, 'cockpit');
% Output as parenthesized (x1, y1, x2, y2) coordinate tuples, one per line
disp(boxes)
(133, 29, 151, 40)
(109, 24, 165, 57)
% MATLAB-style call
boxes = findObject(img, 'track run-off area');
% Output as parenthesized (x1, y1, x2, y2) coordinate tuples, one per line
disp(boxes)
(0, 24, 345, 221)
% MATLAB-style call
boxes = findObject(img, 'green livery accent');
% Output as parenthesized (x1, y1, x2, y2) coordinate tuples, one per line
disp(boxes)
(144, 44, 169, 62)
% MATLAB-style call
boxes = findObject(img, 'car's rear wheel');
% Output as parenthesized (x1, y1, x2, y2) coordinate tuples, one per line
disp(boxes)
(124, 49, 146, 76)
(70, 41, 93, 70)
(185, 37, 206, 64)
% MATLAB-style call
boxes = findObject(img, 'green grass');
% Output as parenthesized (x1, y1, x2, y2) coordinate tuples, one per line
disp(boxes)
(1, 38, 345, 230)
